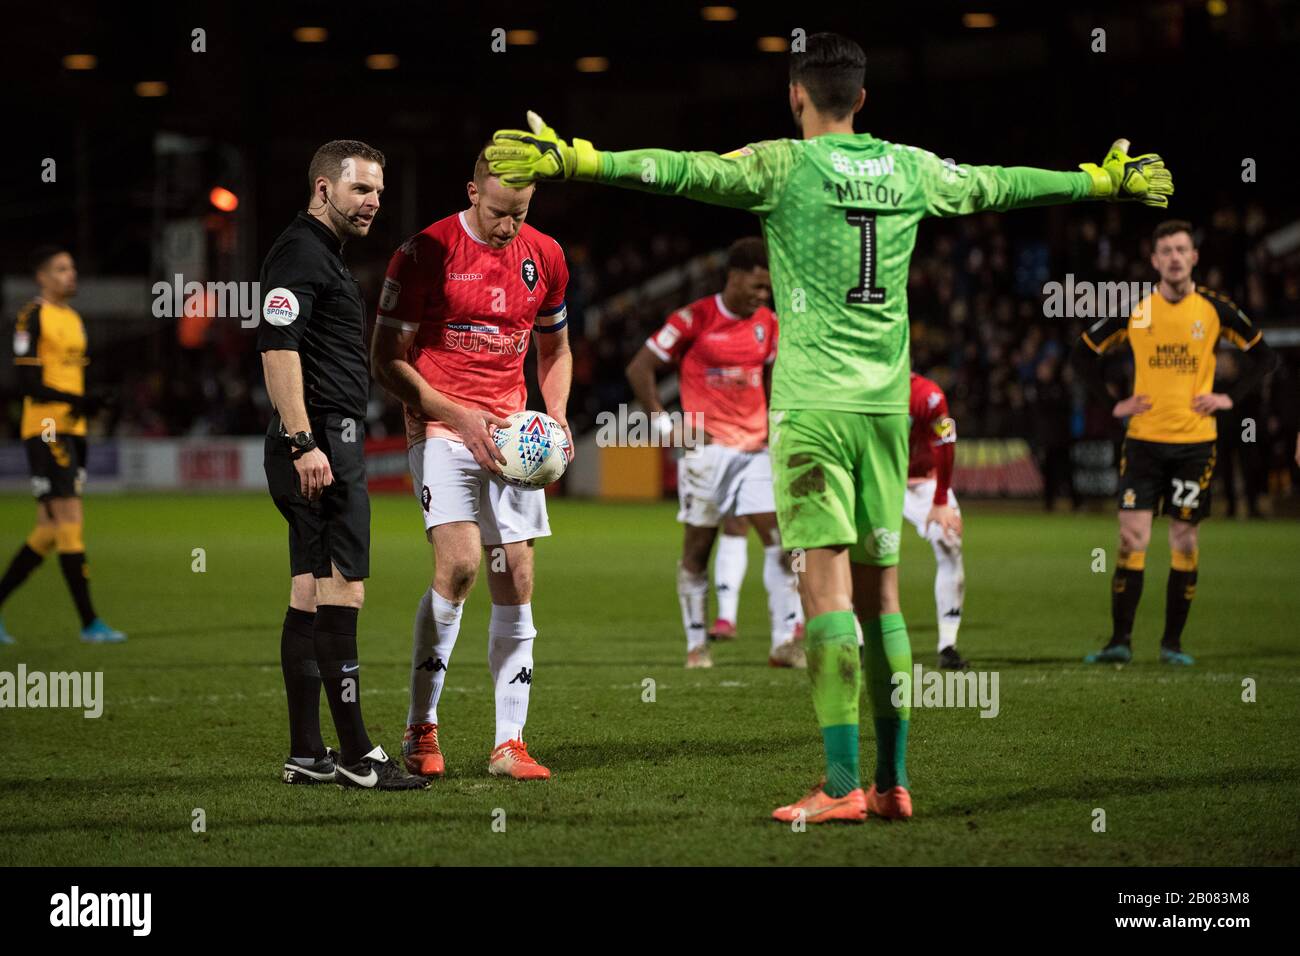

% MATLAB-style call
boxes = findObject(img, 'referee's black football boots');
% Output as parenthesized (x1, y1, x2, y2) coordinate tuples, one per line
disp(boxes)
(336, 746, 431, 791)
(282, 747, 340, 785)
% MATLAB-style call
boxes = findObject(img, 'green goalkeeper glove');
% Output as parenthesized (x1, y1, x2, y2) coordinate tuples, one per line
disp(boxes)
(486, 111, 601, 188)
(1080, 138, 1174, 208)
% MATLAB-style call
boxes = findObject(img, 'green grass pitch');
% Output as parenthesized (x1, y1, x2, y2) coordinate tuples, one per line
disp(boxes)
(0, 493, 1296, 866)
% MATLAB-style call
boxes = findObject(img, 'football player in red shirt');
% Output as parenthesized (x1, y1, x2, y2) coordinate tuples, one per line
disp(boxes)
(626, 238, 804, 669)
(906, 372, 968, 670)
(370, 149, 573, 781)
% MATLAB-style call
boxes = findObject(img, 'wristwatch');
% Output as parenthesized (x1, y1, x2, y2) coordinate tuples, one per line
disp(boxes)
(286, 430, 317, 457)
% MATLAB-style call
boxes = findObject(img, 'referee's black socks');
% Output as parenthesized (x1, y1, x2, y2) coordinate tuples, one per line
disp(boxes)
(314, 605, 374, 765)
(281, 607, 325, 759)
(1109, 550, 1145, 646)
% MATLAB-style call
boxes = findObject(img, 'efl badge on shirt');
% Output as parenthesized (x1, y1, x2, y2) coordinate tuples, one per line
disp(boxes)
(520, 258, 539, 292)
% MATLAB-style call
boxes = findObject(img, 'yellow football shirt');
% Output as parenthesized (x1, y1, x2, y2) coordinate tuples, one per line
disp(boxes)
(1081, 286, 1261, 444)
(12, 299, 88, 439)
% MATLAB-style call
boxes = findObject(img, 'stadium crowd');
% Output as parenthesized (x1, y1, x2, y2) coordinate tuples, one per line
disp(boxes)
(45, 196, 1300, 512)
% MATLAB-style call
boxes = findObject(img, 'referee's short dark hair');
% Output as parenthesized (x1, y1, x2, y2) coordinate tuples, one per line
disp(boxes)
(727, 237, 768, 273)
(307, 140, 386, 196)
(31, 244, 70, 275)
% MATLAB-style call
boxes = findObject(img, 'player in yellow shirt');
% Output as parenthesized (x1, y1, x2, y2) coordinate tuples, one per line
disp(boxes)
(1072, 221, 1276, 665)
(0, 247, 124, 644)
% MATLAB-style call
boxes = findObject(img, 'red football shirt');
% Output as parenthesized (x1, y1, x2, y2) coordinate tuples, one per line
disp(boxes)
(908, 372, 957, 502)
(646, 294, 778, 452)
(378, 212, 569, 445)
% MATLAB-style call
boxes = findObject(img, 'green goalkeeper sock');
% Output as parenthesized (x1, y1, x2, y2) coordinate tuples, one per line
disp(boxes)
(862, 612, 912, 791)
(805, 609, 861, 798)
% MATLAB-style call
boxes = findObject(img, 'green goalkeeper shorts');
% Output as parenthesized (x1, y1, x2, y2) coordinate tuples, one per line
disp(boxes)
(768, 408, 908, 566)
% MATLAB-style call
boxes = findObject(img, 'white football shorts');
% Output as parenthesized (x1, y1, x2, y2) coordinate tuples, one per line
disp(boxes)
(903, 478, 961, 544)
(676, 442, 775, 528)
(408, 437, 550, 545)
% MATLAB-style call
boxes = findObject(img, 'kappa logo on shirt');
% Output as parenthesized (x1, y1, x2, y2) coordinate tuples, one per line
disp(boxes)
(520, 258, 539, 292)
(263, 287, 300, 326)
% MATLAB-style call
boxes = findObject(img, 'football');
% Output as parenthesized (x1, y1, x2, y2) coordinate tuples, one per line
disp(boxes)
(492, 410, 571, 488)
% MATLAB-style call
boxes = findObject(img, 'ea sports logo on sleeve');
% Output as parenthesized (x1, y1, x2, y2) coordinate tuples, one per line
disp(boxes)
(263, 287, 300, 326)
(520, 258, 539, 291)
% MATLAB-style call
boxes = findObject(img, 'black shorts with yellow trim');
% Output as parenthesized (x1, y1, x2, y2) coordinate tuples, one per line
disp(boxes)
(1117, 436, 1216, 523)
(24, 435, 87, 501)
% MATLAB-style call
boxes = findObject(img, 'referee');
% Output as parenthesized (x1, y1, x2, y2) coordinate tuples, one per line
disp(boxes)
(259, 140, 426, 790)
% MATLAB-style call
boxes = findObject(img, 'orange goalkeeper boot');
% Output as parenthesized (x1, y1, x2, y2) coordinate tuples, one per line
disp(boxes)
(772, 783, 867, 824)
(866, 784, 913, 820)
(401, 722, 445, 778)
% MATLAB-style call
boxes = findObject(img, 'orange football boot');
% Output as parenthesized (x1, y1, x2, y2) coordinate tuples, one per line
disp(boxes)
(488, 739, 551, 780)
(866, 784, 913, 820)
(401, 722, 445, 778)
(772, 783, 867, 824)
(709, 618, 737, 641)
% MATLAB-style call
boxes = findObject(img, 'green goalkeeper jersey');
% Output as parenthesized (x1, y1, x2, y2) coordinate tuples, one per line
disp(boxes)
(595, 135, 1092, 413)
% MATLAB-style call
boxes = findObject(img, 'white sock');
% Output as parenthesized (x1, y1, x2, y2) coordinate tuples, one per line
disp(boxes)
(489, 603, 536, 747)
(713, 533, 748, 625)
(407, 589, 463, 726)
(932, 536, 965, 651)
(677, 562, 709, 652)
(763, 544, 804, 650)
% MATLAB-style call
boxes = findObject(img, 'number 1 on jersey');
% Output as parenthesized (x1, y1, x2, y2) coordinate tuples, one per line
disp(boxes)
(846, 210, 887, 306)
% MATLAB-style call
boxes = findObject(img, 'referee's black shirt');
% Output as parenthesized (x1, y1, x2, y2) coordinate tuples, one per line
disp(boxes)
(257, 211, 368, 423)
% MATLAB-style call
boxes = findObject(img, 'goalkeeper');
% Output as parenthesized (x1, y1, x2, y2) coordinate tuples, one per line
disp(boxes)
(488, 32, 1173, 824)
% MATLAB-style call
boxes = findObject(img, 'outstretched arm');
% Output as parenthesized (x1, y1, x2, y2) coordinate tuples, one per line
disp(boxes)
(487, 112, 794, 211)
(918, 138, 1172, 217)
(489, 115, 1173, 216)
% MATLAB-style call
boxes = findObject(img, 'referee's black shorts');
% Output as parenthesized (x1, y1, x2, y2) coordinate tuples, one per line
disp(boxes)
(265, 413, 370, 580)
(25, 434, 87, 501)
